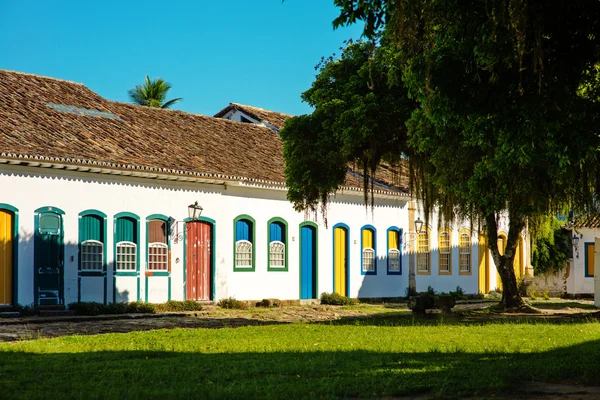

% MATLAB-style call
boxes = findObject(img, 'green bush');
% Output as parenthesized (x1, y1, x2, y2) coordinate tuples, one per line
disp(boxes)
(449, 286, 468, 301)
(15, 304, 35, 317)
(217, 297, 248, 309)
(320, 292, 357, 306)
(155, 300, 203, 312)
(68, 301, 156, 315)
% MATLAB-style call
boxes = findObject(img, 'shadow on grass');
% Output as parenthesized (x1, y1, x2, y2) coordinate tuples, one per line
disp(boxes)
(0, 338, 598, 399)
(530, 301, 598, 311)
(316, 309, 600, 327)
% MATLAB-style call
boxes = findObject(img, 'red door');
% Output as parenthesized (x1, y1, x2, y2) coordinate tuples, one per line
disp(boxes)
(186, 221, 212, 300)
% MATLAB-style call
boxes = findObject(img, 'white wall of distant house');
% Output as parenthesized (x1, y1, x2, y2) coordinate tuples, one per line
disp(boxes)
(0, 165, 493, 305)
(567, 228, 597, 294)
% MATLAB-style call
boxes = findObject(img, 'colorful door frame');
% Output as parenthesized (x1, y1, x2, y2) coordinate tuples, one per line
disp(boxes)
(34, 206, 65, 305)
(299, 221, 318, 299)
(0, 204, 18, 305)
(183, 216, 216, 301)
(332, 223, 350, 296)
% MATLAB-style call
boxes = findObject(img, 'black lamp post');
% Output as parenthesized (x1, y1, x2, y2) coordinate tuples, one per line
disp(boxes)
(414, 217, 424, 234)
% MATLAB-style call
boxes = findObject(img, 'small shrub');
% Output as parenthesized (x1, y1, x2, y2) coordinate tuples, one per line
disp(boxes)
(542, 289, 550, 300)
(256, 298, 281, 308)
(427, 286, 437, 295)
(320, 292, 357, 306)
(68, 302, 105, 316)
(487, 290, 502, 300)
(528, 288, 539, 300)
(155, 300, 203, 312)
(217, 297, 248, 309)
(449, 286, 468, 301)
(126, 301, 156, 314)
(15, 304, 35, 317)
(105, 302, 129, 314)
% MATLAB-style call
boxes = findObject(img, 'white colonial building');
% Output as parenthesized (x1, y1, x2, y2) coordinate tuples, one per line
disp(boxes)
(0, 70, 529, 307)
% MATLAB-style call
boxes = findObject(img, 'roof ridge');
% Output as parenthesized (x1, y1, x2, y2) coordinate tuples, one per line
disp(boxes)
(0, 69, 86, 86)
(112, 100, 275, 130)
(231, 102, 293, 117)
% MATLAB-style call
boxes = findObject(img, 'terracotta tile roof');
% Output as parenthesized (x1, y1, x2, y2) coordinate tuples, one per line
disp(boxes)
(567, 214, 600, 229)
(214, 102, 410, 194)
(214, 103, 292, 131)
(0, 70, 285, 184)
(0, 70, 409, 196)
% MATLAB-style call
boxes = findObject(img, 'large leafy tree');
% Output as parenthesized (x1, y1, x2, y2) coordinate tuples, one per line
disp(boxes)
(128, 75, 182, 109)
(283, 1, 600, 308)
(281, 40, 414, 221)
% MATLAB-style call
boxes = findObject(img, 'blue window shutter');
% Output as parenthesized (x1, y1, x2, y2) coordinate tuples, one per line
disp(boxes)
(236, 219, 251, 241)
(270, 222, 283, 242)
(116, 217, 136, 243)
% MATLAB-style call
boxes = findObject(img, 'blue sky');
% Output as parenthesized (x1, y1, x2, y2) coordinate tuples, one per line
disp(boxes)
(0, 0, 363, 116)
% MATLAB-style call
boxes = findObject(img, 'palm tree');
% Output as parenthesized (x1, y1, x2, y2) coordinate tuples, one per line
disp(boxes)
(128, 75, 182, 109)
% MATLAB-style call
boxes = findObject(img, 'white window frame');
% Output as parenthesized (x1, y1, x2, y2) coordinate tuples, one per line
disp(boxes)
(417, 232, 430, 273)
(116, 241, 137, 271)
(269, 240, 285, 268)
(439, 231, 451, 273)
(362, 247, 375, 272)
(235, 240, 253, 268)
(388, 248, 401, 272)
(81, 240, 103, 271)
(459, 233, 471, 273)
(148, 242, 168, 271)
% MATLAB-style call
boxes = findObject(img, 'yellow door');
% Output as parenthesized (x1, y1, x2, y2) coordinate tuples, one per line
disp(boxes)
(334, 227, 347, 296)
(514, 237, 523, 279)
(478, 234, 490, 293)
(0, 210, 13, 305)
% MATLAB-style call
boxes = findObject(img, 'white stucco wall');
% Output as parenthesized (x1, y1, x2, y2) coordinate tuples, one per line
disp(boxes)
(1, 165, 488, 305)
(567, 228, 597, 294)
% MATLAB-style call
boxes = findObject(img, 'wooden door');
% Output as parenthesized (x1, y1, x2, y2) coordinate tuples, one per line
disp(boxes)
(35, 211, 63, 305)
(300, 224, 316, 299)
(186, 221, 212, 300)
(333, 226, 348, 296)
(0, 210, 13, 305)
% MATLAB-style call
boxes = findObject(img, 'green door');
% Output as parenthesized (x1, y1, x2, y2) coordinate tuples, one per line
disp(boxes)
(35, 209, 64, 305)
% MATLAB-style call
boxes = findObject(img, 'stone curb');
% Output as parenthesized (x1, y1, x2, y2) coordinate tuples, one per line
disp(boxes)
(0, 312, 189, 325)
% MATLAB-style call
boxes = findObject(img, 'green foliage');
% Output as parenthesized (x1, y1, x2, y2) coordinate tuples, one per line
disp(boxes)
(426, 286, 436, 296)
(128, 75, 182, 109)
(320, 292, 358, 306)
(405, 286, 418, 297)
(68, 301, 156, 316)
(15, 304, 35, 317)
(217, 297, 248, 309)
(532, 217, 570, 274)
(280, 40, 413, 219)
(155, 300, 203, 312)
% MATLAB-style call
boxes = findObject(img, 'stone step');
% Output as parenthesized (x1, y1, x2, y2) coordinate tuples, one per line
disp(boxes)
(37, 310, 75, 317)
(36, 305, 66, 311)
(0, 311, 21, 318)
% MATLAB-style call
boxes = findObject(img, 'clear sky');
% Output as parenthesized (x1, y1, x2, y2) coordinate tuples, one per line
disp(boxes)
(0, 0, 363, 116)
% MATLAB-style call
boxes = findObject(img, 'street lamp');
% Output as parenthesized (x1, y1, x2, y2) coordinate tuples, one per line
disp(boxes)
(572, 234, 580, 259)
(414, 217, 424, 235)
(188, 201, 203, 220)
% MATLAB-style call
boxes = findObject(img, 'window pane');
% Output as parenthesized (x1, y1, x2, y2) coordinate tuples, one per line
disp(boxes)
(269, 241, 285, 268)
(362, 248, 374, 272)
(417, 232, 429, 272)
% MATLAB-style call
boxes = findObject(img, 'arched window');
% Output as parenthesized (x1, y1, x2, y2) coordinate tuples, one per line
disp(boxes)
(459, 231, 471, 274)
(497, 234, 507, 256)
(387, 227, 401, 274)
(79, 211, 106, 272)
(361, 226, 376, 275)
(148, 218, 169, 271)
(115, 214, 139, 271)
(268, 218, 288, 271)
(438, 230, 451, 274)
(234, 215, 255, 271)
(417, 230, 430, 274)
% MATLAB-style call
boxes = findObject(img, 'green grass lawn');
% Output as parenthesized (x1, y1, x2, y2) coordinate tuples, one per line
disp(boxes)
(0, 316, 599, 399)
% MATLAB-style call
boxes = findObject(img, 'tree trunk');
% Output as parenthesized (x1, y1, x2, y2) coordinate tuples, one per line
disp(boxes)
(485, 213, 525, 309)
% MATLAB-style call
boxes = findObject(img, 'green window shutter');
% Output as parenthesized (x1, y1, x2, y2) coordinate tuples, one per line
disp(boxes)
(115, 217, 137, 243)
(81, 215, 103, 242)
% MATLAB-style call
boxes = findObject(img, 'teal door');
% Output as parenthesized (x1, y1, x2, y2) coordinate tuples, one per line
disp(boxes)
(35, 208, 64, 305)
